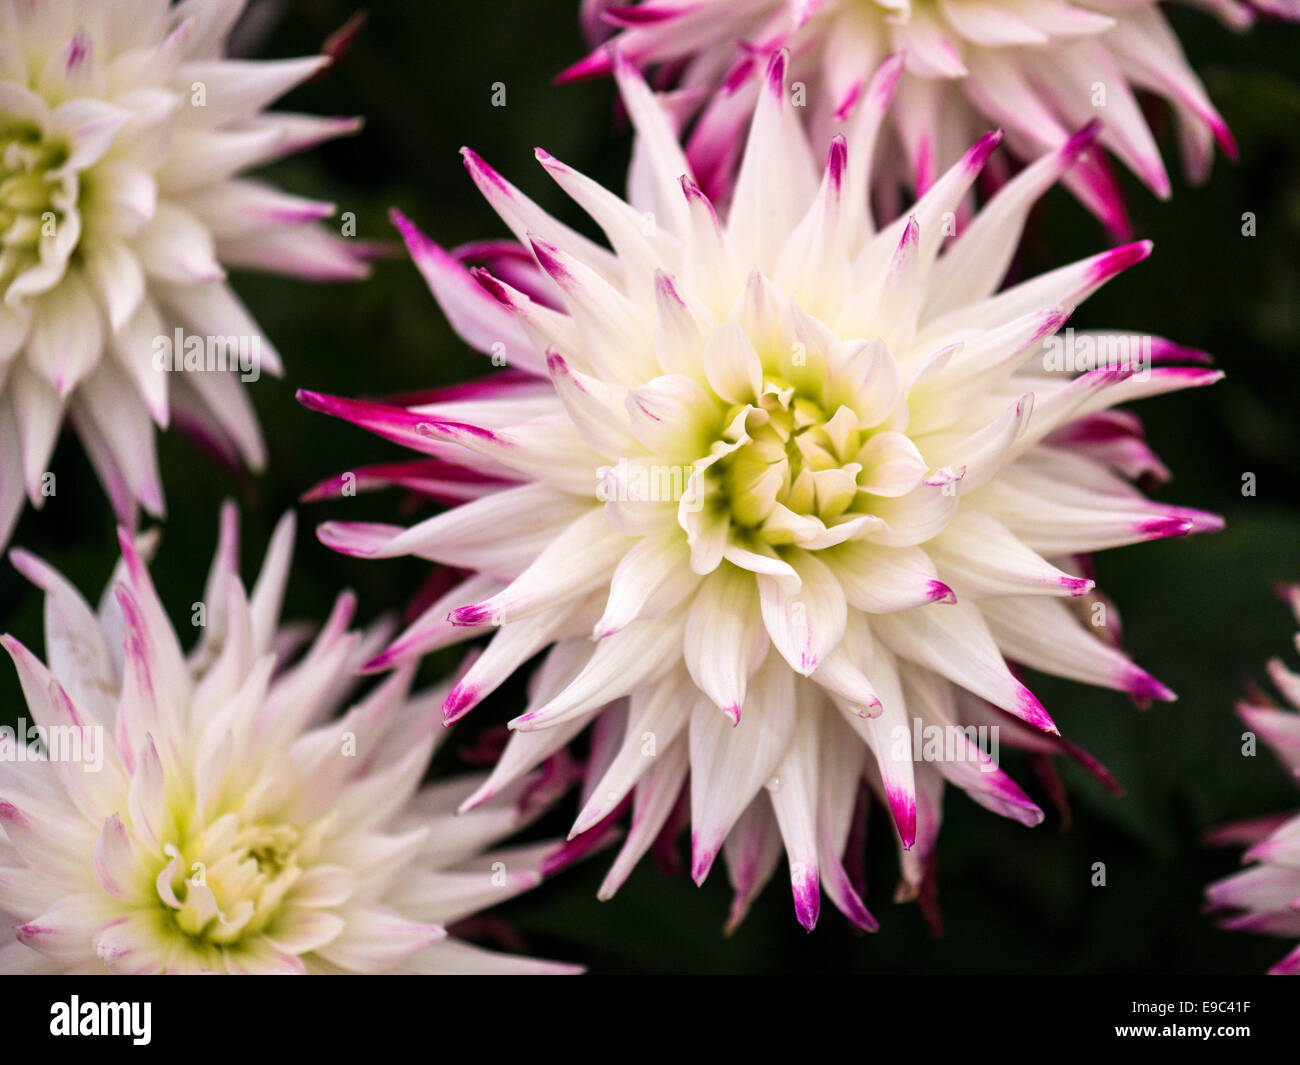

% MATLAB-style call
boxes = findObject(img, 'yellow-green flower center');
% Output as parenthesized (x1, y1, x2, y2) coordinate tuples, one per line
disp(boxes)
(0, 120, 73, 260)
(154, 814, 323, 948)
(715, 377, 865, 538)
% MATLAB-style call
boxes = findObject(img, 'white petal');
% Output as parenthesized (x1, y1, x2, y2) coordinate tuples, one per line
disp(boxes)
(757, 550, 847, 675)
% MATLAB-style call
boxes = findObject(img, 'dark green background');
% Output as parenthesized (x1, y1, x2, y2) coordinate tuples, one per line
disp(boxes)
(2, 1, 1298, 973)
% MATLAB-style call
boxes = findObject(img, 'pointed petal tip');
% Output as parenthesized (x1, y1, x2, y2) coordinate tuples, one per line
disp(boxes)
(826, 134, 848, 187)
(691, 833, 722, 886)
(387, 205, 414, 232)
(527, 235, 572, 285)
(554, 47, 615, 85)
(457, 785, 494, 815)
(1091, 240, 1153, 284)
(1136, 515, 1194, 540)
(0, 632, 24, 661)
(314, 521, 378, 558)
(447, 603, 496, 627)
(832, 82, 863, 123)
(791, 865, 820, 931)
(865, 51, 905, 112)
(967, 128, 1004, 171)
(7, 548, 39, 583)
(442, 682, 479, 723)
(1063, 119, 1103, 161)
(357, 649, 401, 675)
(763, 47, 789, 97)
(927, 580, 957, 605)
(1126, 669, 1176, 706)
(294, 388, 336, 416)
(1018, 688, 1059, 735)
(544, 349, 568, 376)
(1215, 119, 1239, 162)
(1185, 509, 1226, 534)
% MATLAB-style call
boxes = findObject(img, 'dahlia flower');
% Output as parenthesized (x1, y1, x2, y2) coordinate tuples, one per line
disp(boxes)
(562, 0, 1297, 233)
(303, 52, 1220, 930)
(1206, 584, 1300, 976)
(0, 504, 579, 974)
(0, 0, 367, 550)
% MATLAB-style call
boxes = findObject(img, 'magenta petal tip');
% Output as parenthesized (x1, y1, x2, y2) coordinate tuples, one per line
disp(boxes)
(1136, 516, 1193, 540)
(791, 865, 821, 932)
(927, 580, 957, 605)
(690, 833, 722, 886)
(442, 683, 479, 723)
(1017, 687, 1059, 736)
(1126, 669, 1176, 705)
(966, 128, 1004, 171)
(1091, 240, 1154, 284)
(447, 603, 495, 627)
(888, 786, 918, 849)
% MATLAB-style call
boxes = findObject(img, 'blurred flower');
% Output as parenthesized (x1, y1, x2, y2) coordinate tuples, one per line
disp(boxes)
(0, 504, 578, 974)
(0, 0, 368, 550)
(1206, 584, 1300, 976)
(303, 52, 1220, 930)
(561, 0, 1296, 234)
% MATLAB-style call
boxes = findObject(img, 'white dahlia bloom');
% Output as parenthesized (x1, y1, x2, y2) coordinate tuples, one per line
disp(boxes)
(0, 505, 580, 974)
(303, 52, 1220, 930)
(1206, 584, 1300, 976)
(563, 0, 1296, 233)
(0, 0, 368, 550)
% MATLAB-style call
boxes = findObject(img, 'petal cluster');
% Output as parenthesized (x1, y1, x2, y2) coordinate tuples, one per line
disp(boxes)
(563, 0, 1292, 233)
(0, 504, 577, 974)
(1206, 585, 1300, 976)
(0, 0, 367, 550)
(304, 52, 1220, 929)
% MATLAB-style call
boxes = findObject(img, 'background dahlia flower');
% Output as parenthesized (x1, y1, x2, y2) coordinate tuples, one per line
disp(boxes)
(1206, 584, 1300, 975)
(0, 504, 579, 974)
(564, 0, 1298, 235)
(303, 51, 1221, 930)
(0, 0, 367, 551)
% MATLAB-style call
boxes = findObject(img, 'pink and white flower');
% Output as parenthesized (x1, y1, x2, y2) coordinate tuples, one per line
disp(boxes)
(562, 0, 1296, 234)
(304, 52, 1220, 930)
(0, 0, 368, 551)
(1206, 584, 1300, 976)
(0, 504, 579, 974)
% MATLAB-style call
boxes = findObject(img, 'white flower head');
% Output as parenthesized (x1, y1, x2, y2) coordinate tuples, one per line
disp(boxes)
(1207, 584, 1300, 976)
(0, 0, 369, 550)
(0, 504, 581, 974)
(305, 52, 1221, 930)
(563, 0, 1295, 233)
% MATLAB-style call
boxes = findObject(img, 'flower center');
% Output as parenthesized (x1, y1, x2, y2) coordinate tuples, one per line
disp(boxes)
(156, 816, 316, 947)
(0, 118, 77, 291)
(714, 376, 865, 540)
